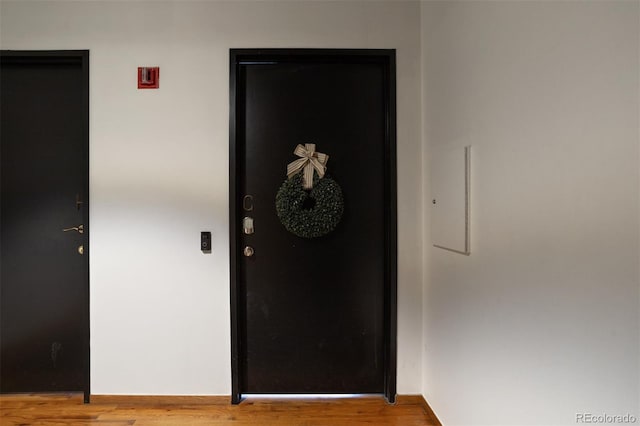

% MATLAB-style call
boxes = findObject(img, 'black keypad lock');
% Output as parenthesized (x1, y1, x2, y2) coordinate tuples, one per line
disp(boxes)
(201, 231, 211, 252)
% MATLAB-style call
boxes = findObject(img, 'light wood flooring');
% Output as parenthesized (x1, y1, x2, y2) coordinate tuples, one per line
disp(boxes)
(0, 393, 439, 425)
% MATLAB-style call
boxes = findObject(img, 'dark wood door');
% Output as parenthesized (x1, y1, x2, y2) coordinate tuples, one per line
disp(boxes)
(230, 50, 396, 403)
(0, 51, 89, 400)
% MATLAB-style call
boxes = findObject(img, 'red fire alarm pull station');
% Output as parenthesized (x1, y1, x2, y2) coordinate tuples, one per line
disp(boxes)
(138, 67, 159, 89)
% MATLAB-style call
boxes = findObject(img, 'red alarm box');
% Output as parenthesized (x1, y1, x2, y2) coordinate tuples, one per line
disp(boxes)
(138, 67, 159, 89)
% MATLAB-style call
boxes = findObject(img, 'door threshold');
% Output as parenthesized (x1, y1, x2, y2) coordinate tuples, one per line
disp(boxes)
(242, 394, 378, 400)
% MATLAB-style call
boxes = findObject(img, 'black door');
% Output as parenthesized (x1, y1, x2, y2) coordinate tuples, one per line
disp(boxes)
(230, 49, 397, 403)
(1, 51, 89, 400)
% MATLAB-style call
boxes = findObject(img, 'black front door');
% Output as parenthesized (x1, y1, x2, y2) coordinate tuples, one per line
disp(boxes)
(0, 51, 89, 399)
(230, 49, 397, 403)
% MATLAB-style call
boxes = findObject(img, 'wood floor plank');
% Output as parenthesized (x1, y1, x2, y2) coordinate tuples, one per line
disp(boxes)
(0, 393, 436, 425)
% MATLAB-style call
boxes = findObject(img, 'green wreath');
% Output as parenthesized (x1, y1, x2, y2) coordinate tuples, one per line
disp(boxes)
(275, 173, 344, 238)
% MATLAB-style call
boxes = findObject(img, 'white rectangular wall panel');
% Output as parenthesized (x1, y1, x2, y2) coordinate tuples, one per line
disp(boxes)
(431, 145, 470, 255)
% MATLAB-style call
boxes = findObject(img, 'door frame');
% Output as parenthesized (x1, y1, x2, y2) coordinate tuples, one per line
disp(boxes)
(0, 50, 90, 403)
(228, 49, 397, 404)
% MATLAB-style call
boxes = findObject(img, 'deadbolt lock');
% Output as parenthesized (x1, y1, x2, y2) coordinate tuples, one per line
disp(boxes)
(243, 246, 254, 257)
(78, 245, 84, 255)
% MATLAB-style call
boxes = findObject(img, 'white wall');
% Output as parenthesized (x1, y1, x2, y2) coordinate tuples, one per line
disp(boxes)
(0, 0, 424, 395)
(421, 1, 640, 425)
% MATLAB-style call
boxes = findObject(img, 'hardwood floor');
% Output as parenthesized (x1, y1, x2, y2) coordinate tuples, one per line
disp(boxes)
(0, 394, 439, 425)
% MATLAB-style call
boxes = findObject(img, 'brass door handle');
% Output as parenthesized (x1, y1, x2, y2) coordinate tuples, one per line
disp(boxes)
(62, 224, 84, 234)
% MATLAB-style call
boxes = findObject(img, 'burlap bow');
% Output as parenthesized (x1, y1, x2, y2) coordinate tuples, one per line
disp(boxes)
(286, 143, 329, 189)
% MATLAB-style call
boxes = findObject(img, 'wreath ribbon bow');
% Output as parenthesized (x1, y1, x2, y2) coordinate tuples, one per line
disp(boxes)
(286, 143, 329, 189)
